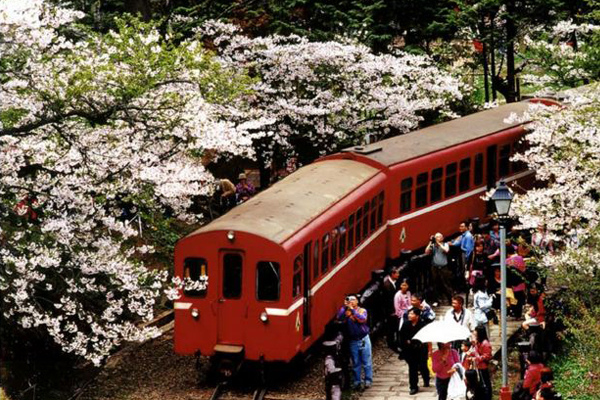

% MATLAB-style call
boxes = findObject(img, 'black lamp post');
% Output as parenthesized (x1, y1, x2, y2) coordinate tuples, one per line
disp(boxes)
(490, 180, 513, 400)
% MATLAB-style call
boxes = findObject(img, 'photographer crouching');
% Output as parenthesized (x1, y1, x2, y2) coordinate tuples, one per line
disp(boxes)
(336, 295, 372, 390)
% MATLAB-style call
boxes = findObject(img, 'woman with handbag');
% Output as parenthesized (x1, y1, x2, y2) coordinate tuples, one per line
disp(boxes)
(467, 326, 493, 400)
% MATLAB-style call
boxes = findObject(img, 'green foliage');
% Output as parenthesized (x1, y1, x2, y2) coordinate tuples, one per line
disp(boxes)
(545, 243, 600, 399)
(550, 326, 600, 399)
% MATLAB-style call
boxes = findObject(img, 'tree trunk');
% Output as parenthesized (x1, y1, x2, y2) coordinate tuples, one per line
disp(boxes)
(126, 0, 152, 21)
(504, 0, 517, 103)
(479, 17, 490, 103)
(490, 14, 497, 102)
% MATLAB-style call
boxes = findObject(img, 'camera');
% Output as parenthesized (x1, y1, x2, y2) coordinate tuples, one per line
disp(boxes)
(430, 235, 436, 245)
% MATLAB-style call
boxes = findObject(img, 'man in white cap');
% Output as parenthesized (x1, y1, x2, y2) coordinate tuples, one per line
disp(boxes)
(236, 172, 255, 203)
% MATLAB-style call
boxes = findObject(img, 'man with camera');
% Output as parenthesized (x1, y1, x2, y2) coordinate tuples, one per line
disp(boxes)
(425, 232, 452, 305)
(336, 295, 372, 390)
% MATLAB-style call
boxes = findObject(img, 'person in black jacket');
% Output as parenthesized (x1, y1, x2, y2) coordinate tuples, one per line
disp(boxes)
(383, 267, 400, 351)
(399, 308, 430, 395)
(465, 369, 487, 400)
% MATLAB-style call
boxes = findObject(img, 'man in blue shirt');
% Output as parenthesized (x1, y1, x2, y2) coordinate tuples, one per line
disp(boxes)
(450, 221, 474, 288)
(336, 295, 372, 390)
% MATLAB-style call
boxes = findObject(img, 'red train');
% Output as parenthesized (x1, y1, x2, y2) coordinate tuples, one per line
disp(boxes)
(172, 99, 554, 367)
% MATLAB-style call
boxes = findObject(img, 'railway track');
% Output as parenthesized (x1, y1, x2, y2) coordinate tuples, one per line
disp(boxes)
(208, 384, 268, 400)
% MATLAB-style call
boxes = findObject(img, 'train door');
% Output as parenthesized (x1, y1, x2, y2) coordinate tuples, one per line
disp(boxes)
(302, 242, 311, 337)
(486, 145, 498, 214)
(217, 250, 246, 344)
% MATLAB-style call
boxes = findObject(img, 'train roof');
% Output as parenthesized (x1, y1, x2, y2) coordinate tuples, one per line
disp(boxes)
(343, 101, 532, 167)
(187, 159, 379, 244)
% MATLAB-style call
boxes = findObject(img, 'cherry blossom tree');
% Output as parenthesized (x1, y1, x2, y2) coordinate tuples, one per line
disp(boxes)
(1, 2, 468, 366)
(0, 1, 263, 365)
(199, 21, 469, 167)
(509, 84, 600, 397)
(509, 84, 600, 274)
(521, 20, 600, 88)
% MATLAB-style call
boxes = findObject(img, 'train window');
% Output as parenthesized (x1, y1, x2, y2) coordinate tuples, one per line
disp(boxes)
(256, 261, 280, 301)
(321, 233, 330, 273)
(474, 153, 484, 185)
(348, 215, 355, 251)
(223, 253, 242, 299)
(445, 162, 457, 198)
(331, 228, 338, 266)
(183, 258, 208, 297)
(499, 144, 511, 177)
(459, 157, 471, 192)
(512, 140, 528, 172)
(377, 192, 384, 227)
(339, 222, 347, 259)
(355, 208, 363, 244)
(313, 241, 320, 280)
(292, 256, 302, 298)
(400, 177, 413, 213)
(431, 167, 443, 203)
(415, 172, 428, 208)
(362, 201, 370, 239)
(370, 198, 377, 233)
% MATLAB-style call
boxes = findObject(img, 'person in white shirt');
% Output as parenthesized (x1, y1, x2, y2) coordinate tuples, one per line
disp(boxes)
(445, 295, 475, 350)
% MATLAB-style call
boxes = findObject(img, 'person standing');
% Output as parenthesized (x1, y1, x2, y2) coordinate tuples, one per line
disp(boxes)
(432, 342, 460, 400)
(235, 173, 255, 203)
(394, 279, 412, 324)
(336, 295, 372, 390)
(394, 279, 412, 356)
(426, 233, 452, 305)
(450, 221, 475, 287)
(399, 308, 430, 395)
(467, 326, 493, 400)
(473, 276, 495, 332)
(404, 293, 436, 324)
(383, 268, 400, 351)
(467, 241, 491, 303)
(507, 245, 527, 318)
(444, 295, 475, 348)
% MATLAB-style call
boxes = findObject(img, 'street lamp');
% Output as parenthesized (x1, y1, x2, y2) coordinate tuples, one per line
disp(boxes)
(490, 180, 513, 400)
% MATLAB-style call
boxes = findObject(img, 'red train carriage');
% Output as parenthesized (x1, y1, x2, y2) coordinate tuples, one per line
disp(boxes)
(173, 100, 544, 365)
(174, 159, 388, 361)
(329, 101, 538, 261)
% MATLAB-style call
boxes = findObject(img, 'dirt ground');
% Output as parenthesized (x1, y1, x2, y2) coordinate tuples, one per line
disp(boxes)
(77, 330, 395, 400)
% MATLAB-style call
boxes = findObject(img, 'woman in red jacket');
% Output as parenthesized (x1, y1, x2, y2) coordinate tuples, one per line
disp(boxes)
(467, 326, 492, 400)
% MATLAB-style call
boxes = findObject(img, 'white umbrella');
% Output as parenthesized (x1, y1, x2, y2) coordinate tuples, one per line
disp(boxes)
(412, 320, 471, 344)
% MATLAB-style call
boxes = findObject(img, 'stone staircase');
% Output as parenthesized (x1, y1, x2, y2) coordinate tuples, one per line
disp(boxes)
(360, 305, 522, 400)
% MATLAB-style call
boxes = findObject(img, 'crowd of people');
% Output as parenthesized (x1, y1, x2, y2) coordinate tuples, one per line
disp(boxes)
(334, 219, 560, 400)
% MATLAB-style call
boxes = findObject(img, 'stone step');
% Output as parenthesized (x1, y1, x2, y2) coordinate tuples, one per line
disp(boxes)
(358, 302, 523, 400)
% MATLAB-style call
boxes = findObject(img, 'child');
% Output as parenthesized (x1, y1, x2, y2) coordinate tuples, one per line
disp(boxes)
(460, 339, 473, 370)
